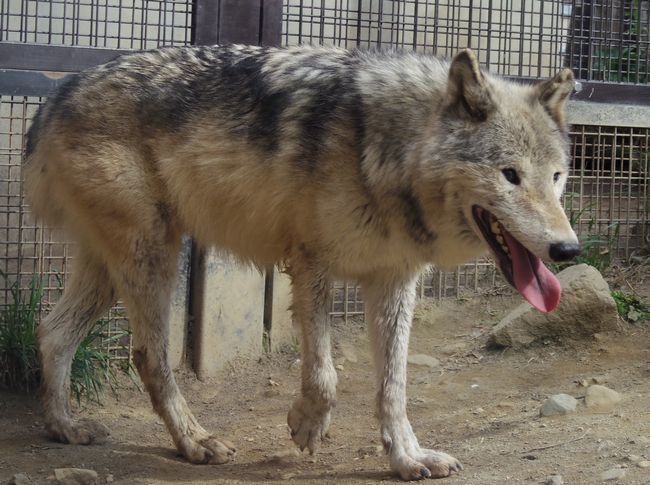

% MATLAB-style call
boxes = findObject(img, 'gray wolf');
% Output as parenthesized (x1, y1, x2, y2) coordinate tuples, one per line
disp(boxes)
(24, 44, 579, 480)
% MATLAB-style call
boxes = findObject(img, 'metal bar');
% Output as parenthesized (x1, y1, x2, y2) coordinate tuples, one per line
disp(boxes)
(192, 0, 220, 45)
(506, 76, 650, 106)
(260, 0, 283, 46)
(219, 0, 262, 45)
(0, 43, 126, 72)
(0, 69, 75, 96)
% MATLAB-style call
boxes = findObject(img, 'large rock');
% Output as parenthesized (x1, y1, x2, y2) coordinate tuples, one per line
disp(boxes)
(488, 264, 619, 348)
(585, 385, 622, 412)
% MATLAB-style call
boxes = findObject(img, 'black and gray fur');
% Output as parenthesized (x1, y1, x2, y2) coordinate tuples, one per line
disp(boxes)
(24, 45, 578, 480)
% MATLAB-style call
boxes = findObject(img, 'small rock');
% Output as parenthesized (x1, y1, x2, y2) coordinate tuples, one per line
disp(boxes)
(637, 460, 650, 468)
(407, 354, 440, 368)
(626, 454, 641, 463)
(54, 468, 98, 485)
(585, 385, 622, 411)
(105, 475, 114, 484)
(357, 445, 383, 457)
(497, 401, 514, 410)
(539, 394, 578, 417)
(545, 475, 564, 485)
(265, 448, 300, 463)
(263, 388, 280, 397)
(335, 364, 345, 371)
(601, 468, 625, 481)
(9, 474, 31, 485)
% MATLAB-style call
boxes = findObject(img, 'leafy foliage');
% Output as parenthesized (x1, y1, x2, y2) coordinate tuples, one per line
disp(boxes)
(592, 0, 648, 83)
(611, 290, 650, 323)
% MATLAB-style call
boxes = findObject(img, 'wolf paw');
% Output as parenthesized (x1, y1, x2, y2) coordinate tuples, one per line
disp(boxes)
(46, 418, 110, 445)
(391, 449, 462, 480)
(287, 397, 331, 454)
(178, 434, 236, 464)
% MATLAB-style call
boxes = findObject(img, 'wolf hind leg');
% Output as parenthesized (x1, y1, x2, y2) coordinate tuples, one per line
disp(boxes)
(286, 253, 336, 454)
(363, 275, 462, 480)
(39, 248, 115, 444)
(113, 232, 235, 464)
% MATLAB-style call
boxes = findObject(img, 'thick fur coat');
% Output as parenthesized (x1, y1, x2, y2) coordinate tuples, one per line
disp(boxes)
(24, 45, 579, 479)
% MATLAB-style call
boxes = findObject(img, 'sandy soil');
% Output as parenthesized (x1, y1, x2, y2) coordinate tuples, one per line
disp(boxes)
(1, 294, 649, 484)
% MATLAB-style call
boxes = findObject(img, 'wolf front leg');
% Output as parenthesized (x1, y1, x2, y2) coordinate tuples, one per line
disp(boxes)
(286, 256, 336, 454)
(364, 275, 462, 480)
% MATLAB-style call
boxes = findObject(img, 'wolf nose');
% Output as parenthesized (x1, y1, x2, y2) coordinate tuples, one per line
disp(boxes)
(549, 242, 581, 262)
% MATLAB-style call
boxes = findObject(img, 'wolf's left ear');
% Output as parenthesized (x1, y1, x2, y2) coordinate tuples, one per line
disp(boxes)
(446, 49, 495, 121)
(535, 68, 575, 128)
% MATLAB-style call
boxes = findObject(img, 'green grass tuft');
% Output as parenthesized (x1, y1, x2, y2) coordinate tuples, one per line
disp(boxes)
(0, 270, 136, 403)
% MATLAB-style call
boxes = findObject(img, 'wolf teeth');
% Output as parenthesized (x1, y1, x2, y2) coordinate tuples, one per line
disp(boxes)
(490, 221, 501, 234)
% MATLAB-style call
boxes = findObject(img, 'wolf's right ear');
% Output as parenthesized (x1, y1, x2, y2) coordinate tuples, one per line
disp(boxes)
(446, 49, 495, 121)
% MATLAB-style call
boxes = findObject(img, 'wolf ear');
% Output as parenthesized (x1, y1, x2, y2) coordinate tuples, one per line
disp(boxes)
(535, 68, 575, 128)
(446, 49, 495, 121)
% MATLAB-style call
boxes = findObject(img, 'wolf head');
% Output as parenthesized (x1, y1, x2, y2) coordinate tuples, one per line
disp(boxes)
(420, 49, 579, 313)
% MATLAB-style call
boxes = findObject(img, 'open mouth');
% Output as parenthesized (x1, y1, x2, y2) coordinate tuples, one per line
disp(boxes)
(471, 205, 561, 313)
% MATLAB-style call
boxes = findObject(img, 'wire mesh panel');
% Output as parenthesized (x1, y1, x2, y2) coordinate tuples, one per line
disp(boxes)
(0, 0, 193, 49)
(567, 0, 650, 83)
(0, 95, 132, 361)
(283, 0, 650, 82)
(283, 0, 571, 78)
(567, 124, 650, 261)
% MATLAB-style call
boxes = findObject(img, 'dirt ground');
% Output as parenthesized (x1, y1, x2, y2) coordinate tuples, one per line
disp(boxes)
(1, 292, 650, 484)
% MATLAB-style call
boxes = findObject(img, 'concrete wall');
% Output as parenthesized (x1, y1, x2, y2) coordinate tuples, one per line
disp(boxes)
(192, 251, 265, 378)
(270, 269, 297, 352)
(168, 237, 191, 370)
(190, 256, 295, 377)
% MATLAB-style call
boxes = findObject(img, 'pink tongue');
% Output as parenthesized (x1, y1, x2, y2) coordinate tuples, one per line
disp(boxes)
(502, 231, 561, 312)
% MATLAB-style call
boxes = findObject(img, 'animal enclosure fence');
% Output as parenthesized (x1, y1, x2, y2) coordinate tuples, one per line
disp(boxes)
(1, 1, 649, 363)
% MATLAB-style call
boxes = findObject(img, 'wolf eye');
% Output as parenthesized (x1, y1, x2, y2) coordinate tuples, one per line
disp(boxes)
(502, 168, 520, 185)
(553, 172, 561, 182)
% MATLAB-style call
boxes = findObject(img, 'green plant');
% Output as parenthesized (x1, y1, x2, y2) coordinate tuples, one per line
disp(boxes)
(592, 0, 648, 83)
(611, 290, 650, 323)
(70, 318, 135, 405)
(555, 196, 620, 272)
(574, 219, 620, 272)
(0, 274, 42, 391)
(0, 271, 135, 403)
